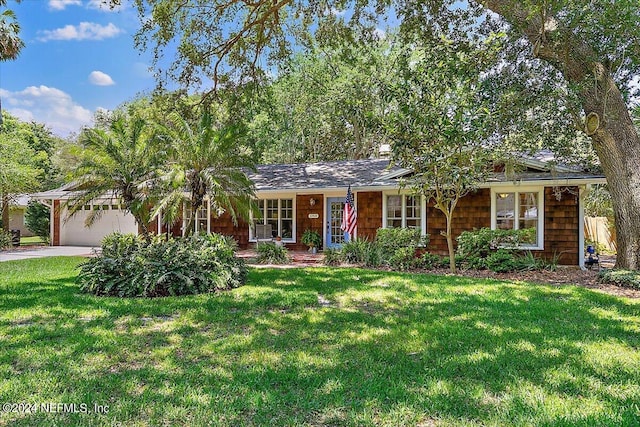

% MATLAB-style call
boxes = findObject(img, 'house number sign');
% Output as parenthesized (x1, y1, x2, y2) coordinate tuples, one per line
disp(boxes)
(308, 214, 319, 219)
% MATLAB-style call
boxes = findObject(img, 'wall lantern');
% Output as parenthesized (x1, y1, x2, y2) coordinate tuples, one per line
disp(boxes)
(309, 198, 316, 206)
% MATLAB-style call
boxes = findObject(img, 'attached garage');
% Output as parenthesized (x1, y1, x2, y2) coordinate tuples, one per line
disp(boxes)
(59, 205, 138, 246)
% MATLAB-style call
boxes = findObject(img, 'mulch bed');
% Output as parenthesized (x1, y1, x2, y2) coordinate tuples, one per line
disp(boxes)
(442, 267, 640, 299)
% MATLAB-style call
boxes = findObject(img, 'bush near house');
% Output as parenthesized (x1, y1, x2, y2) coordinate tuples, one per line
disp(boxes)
(256, 242, 290, 264)
(78, 233, 247, 297)
(599, 269, 640, 290)
(456, 228, 553, 272)
(325, 228, 429, 269)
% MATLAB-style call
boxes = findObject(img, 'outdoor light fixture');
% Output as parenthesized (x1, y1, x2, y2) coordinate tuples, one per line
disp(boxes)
(309, 198, 316, 206)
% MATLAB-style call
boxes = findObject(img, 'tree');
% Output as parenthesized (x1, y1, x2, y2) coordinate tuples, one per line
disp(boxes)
(25, 200, 50, 243)
(68, 114, 164, 241)
(0, 112, 43, 230)
(385, 38, 495, 273)
(0, 0, 23, 61)
(474, 1, 640, 269)
(155, 106, 256, 236)
(121, 0, 640, 268)
(0, 0, 24, 125)
(255, 36, 391, 163)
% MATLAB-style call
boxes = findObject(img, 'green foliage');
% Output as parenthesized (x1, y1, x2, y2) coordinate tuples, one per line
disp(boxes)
(598, 269, 640, 290)
(340, 239, 381, 267)
(387, 246, 418, 271)
(0, 0, 24, 61)
(0, 228, 11, 250)
(418, 252, 445, 270)
(301, 229, 321, 248)
(485, 249, 519, 273)
(70, 114, 165, 239)
(375, 227, 427, 254)
(78, 233, 247, 297)
(154, 106, 256, 235)
(24, 201, 50, 243)
(457, 228, 533, 259)
(322, 247, 342, 266)
(256, 242, 290, 264)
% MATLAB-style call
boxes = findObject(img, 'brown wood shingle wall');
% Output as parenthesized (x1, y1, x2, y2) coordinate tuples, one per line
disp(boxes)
(426, 189, 491, 255)
(356, 191, 383, 241)
(293, 194, 325, 251)
(543, 186, 579, 265)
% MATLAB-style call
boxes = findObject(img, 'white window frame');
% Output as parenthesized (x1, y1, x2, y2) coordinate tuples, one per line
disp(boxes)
(249, 197, 296, 242)
(381, 192, 428, 237)
(182, 200, 211, 235)
(490, 186, 545, 250)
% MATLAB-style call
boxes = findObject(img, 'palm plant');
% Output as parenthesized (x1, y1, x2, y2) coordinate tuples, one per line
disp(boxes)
(67, 114, 164, 241)
(0, 0, 24, 62)
(155, 107, 256, 236)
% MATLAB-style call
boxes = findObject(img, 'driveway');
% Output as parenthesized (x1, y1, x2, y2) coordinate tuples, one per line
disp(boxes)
(0, 246, 98, 262)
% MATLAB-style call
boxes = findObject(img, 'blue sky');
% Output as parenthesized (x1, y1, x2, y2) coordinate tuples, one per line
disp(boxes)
(0, 0, 155, 136)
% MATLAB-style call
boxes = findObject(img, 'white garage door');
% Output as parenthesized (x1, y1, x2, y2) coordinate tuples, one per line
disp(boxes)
(61, 205, 138, 246)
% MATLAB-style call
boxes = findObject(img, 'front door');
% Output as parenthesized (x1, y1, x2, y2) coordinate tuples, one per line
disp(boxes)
(326, 197, 345, 249)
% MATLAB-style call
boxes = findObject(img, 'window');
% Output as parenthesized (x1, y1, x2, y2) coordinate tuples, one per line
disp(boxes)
(251, 199, 295, 241)
(492, 189, 543, 248)
(183, 201, 210, 234)
(384, 194, 424, 233)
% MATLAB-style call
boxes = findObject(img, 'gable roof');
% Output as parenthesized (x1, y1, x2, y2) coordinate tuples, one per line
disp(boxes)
(248, 157, 605, 192)
(248, 159, 404, 191)
(32, 155, 606, 200)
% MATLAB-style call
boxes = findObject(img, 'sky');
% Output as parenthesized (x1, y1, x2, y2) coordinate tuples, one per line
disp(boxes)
(0, 0, 155, 137)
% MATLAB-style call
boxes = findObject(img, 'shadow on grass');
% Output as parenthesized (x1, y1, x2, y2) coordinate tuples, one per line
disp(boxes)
(1, 265, 639, 426)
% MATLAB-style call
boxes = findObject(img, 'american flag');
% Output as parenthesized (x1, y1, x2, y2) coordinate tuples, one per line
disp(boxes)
(341, 185, 357, 240)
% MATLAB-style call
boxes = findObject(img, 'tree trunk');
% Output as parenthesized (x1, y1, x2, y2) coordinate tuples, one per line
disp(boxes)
(481, 0, 640, 269)
(440, 209, 457, 273)
(445, 218, 456, 273)
(1, 194, 9, 230)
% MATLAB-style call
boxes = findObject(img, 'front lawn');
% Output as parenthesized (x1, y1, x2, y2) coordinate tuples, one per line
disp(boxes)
(1, 257, 639, 426)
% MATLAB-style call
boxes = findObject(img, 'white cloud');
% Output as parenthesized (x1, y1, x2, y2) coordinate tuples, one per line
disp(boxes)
(48, 0, 82, 10)
(38, 22, 123, 42)
(0, 86, 93, 136)
(88, 70, 115, 86)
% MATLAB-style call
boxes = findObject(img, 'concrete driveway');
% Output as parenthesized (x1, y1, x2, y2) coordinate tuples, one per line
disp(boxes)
(0, 246, 98, 262)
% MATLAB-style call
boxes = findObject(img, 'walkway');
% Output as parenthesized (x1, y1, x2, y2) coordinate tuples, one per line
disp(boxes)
(0, 246, 98, 262)
(237, 249, 324, 267)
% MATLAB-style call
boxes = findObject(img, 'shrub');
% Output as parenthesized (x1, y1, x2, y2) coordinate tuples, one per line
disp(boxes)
(341, 239, 373, 265)
(418, 252, 444, 270)
(323, 247, 341, 266)
(100, 232, 144, 258)
(598, 269, 640, 290)
(0, 229, 11, 250)
(457, 228, 531, 259)
(25, 201, 50, 243)
(256, 242, 290, 264)
(388, 246, 418, 271)
(376, 228, 428, 254)
(463, 256, 486, 270)
(517, 251, 545, 271)
(485, 249, 519, 273)
(78, 233, 247, 297)
(375, 228, 428, 268)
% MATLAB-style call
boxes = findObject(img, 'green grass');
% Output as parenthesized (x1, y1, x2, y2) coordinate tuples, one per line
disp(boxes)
(1, 257, 639, 426)
(19, 236, 46, 246)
